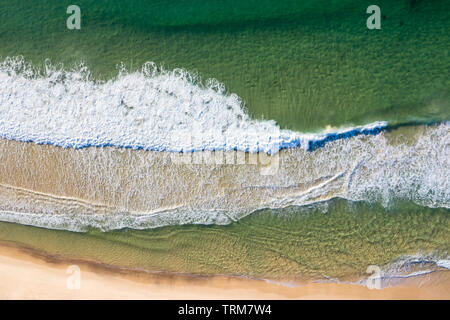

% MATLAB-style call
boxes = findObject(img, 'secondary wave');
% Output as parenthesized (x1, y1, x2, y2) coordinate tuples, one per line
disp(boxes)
(0, 121, 448, 231)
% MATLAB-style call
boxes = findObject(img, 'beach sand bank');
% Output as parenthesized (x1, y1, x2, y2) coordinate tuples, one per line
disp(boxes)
(0, 242, 448, 300)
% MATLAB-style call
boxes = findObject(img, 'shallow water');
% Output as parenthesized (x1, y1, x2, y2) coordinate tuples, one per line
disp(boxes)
(0, 199, 448, 281)
(0, 123, 448, 230)
(0, 122, 448, 280)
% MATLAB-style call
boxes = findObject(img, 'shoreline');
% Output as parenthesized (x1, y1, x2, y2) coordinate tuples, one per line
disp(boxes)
(0, 241, 448, 300)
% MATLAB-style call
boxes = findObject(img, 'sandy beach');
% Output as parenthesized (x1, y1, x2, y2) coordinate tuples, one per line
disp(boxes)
(0, 242, 448, 300)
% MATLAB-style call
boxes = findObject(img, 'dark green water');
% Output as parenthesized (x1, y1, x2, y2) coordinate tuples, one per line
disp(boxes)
(0, 199, 448, 280)
(1, 0, 449, 131)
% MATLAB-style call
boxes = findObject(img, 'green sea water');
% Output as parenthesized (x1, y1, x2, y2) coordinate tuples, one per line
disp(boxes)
(0, 199, 448, 280)
(1, 0, 449, 131)
(0, 1, 449, 282)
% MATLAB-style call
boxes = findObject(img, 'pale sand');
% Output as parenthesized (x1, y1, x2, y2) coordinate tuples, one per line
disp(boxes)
(0, 243, 448, 300)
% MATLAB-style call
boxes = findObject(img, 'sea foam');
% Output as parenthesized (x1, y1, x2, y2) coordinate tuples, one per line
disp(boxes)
(0, 56, 386, 154)
(0, 121, 448, 232)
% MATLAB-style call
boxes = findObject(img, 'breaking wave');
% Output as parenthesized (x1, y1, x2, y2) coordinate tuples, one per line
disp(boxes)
(0, 56, 386, 154)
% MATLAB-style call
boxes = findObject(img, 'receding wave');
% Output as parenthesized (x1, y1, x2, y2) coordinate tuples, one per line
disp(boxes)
(0, 57, 448, 232)
(356, 254, 450, 289)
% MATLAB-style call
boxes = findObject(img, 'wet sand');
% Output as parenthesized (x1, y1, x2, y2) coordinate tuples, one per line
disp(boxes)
(0, 242, 448, 300)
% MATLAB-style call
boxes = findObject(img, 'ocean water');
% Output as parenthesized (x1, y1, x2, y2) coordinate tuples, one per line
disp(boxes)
(1, 0, 449, 130)
(0, 0, 449, 282)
